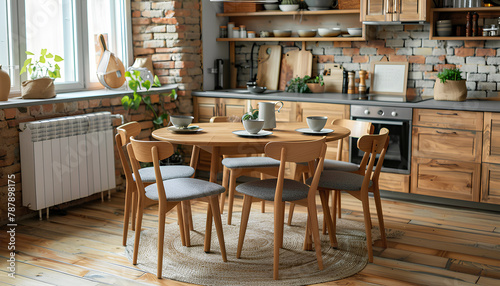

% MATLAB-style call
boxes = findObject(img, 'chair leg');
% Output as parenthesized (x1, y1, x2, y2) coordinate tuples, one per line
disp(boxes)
(307, 196, 324, 271)
(204, 202, 213, 253)
(373, 188, 387, 248)
(287, 167, 303, 226)
(133, 197, 144, 265)
(220, 166, 230, 213)
(337, 191, 342, 218)
(319, 190, 337, 248)
(237, 195, 253, 259)
(260, 173, 266, 213)
(177, 204, 186, 246)
(227, 170, 237, 225)
(122, 183, 133, 246)
(186, 202, 194, 231)
(131, 186, 137, 231)
(273, 200, 285, 280)
(209, 195, 227, 262)
(303, 216, 312, 251)
(181, 201, 191, 246)
(360, 192, 374, 263)
(157, 209, 166, 278)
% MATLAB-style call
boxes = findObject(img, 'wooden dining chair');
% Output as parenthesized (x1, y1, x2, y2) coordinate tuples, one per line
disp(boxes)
(311, 128, 390, 263)
(208, 116, 280, 225)
(115, 122, 195, 246)
(127, 138, 227, 278)
(287, 119, 374, 227)
(235, 137, 336, 280)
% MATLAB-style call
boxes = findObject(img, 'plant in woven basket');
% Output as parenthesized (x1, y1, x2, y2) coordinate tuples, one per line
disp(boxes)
(437, 68, 463, 83)
(19, 49, 64, 99)
(434, 68, 467, 101)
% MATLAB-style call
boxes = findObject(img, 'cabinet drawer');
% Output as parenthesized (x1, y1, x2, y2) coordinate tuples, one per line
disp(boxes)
(411, 157, 480, 201)
(413, 109, 483, 131)
(481, 163, 500, 205)
(483, 112, 500, 164)
(412, 127, 482, 163)
(379, 172, 410, 193)
(298, 102, 349, 123)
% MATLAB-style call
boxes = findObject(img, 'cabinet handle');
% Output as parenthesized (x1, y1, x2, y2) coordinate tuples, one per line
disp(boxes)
(435, 130, 457, 135)
(436, 112, 458, 116)
(385, 0, 392, 14)
(434, 162, 459, 167)
(220, 103, 225, 116)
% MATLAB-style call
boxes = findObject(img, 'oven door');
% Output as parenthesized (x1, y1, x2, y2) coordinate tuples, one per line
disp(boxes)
(349, 118, 411, 174)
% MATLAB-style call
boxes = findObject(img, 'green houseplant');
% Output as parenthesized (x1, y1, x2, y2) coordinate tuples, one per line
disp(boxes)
(121, 70, 177, 129)
(19, 49, 64, 99)
(286, 75, 324, 93)
(434, 68, 467, 101)
(305, 75, 324, 93)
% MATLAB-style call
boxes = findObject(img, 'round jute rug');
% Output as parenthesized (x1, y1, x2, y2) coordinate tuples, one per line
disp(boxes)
(126, 212, 370, 286)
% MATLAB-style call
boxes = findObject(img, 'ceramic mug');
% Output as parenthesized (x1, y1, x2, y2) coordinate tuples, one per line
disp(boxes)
(306, 116, 328, 132)
(243, 119, 265, 134)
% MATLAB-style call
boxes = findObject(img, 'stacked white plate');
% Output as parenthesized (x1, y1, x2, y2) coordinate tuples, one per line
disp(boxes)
(436, 20, 452, 37)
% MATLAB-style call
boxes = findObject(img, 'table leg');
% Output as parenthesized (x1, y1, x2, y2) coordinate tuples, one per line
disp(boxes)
(209, 146, 220, 183)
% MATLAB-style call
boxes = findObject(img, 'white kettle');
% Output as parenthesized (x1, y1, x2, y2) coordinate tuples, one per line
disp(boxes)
(258, 101, 284, 130)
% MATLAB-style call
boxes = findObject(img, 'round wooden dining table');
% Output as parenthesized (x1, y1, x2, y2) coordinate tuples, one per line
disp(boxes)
(152, 122, 351, 184)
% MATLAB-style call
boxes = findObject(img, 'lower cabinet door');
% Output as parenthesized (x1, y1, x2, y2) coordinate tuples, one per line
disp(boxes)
(379, 172, 410, 193)
(411, 157, 480, 201)
(481, 163, 500, 205)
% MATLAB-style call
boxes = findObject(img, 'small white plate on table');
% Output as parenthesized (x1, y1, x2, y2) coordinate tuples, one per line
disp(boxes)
(167, 125, 203, 134)
(295, 128, 334, 135)
(232, 130, 273, 137)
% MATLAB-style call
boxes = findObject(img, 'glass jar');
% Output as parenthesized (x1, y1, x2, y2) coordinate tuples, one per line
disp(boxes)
(240, 25, 247, 38)
(219, 26, 227, 38)
(232, 27, 240, 38)
(228, 22, 235, 38)
(248, 31, 256, 38)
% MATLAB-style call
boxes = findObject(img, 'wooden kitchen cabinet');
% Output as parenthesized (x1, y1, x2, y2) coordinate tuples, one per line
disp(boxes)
(361, 0, 428, 22)
(411, 108, 483, 202)
(482, 112, 500, 164)
(193, 97, 247, 123)
(481, 163, 500, 204)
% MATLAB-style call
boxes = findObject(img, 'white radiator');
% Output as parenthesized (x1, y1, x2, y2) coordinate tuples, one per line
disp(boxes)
(20, 112, 117, 211)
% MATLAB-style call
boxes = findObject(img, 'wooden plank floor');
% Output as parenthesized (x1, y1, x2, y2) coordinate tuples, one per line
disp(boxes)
(1, 191, 500, 285)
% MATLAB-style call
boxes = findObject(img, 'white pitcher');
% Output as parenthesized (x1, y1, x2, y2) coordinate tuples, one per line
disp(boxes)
(258, 101, 284, 130)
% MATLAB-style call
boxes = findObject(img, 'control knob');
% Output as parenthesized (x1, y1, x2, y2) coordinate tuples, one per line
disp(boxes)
(364, 109, 370, 115)
(391, 111, 398, 117)
(377, 110, 384, 116)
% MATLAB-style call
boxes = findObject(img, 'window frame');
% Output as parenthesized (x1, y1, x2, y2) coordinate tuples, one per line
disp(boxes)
(2, 0, 132, 97)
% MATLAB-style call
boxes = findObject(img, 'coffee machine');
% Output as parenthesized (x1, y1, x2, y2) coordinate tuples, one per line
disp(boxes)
(210, 59, 229, 90)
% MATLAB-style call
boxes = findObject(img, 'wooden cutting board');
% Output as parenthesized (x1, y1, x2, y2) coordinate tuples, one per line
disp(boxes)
(323, 64, 344, 93)
(294, 45, 312, 79)
(279, 49, 299, 90)
(256, 45, 282, 90)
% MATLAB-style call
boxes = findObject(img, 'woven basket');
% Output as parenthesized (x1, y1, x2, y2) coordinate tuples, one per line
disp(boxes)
(433, 79, 467, 101)
(21, 78, 56, 99)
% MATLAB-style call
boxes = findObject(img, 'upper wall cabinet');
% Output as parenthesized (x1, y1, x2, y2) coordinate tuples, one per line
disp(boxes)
(361, 0, 428, 23)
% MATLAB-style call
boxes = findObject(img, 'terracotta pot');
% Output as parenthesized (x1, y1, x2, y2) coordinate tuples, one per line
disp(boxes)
(433, 79, 467, 101)
(0, 65, 10, 101)
(307, 83, 325, 93)
(21, 78, 56, 99)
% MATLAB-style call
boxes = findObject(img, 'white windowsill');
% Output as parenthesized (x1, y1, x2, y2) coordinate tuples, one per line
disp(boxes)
(0, 85, 178, 110)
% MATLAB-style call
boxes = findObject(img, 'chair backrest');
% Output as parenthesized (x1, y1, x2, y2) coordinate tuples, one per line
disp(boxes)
(210, 116, 229, 123)
(357, 128, 390, 189)
(115, 122, 142, 182)
(330, 119, 374, 161)
(127, 138, 175, 203)
(265, 137, 327, 202)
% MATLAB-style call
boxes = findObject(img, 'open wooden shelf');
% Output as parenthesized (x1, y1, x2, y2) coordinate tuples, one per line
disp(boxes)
(431, 7, 500, 13)
(216, 36, 366, 42)
(432, 36, 500, 40)
(217, 9, 360, 17)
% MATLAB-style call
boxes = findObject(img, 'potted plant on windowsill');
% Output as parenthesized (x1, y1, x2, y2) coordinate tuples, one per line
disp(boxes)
(434, 68, 467, 101)
(19, 49, 64, 99)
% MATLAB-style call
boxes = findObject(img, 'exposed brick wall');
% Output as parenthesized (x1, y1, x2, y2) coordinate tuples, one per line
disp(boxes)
(235, 24, 500, 98)
(0, 96, 162, 224)
(131, 0, 202, 114)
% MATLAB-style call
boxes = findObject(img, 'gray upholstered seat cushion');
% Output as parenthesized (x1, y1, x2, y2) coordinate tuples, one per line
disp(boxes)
(298, 159, 359, 172)
(133, 165, 195, 183)
(236, 179, 309, 202)
(222, 156, 280, 169)
(145, 178, 225, 201)
(306, 170, 373, 191)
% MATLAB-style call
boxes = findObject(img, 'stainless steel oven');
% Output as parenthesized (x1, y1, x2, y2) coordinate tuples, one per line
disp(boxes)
(350, 105, 412, 174)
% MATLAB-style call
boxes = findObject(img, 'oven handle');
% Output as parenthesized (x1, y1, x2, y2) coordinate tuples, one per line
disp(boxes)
(354, 118, 407, 126)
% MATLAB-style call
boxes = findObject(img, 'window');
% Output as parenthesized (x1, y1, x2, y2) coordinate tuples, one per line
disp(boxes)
(0, 0, 131, 95)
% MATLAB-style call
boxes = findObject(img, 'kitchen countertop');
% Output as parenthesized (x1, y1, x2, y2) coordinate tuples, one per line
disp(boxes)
(193, 90, 500, 113)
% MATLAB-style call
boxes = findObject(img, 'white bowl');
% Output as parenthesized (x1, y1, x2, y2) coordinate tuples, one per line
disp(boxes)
(279, 4, 299, 12)
(298, 29, 317, 37)
(306, 116, 328, 132)
(273, 29, 292, 37)
(347, 27, 362, 36)
(436, 20, 452, 24)
(318, 28, 341, 37)
(170, 115, 194, 128)
(264, 3, 279, 10)
(243, 119, 265, 134)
